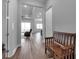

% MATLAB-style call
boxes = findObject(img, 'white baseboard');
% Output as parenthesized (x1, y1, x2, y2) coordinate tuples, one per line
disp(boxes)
(7, 44, 21, 58)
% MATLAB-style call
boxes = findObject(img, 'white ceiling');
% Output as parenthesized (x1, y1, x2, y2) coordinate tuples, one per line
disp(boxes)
(21, 0, 48, 7)
(21, 0, 48, 19)
(22, 5, 33, 17)
(22, 5, 43, 19)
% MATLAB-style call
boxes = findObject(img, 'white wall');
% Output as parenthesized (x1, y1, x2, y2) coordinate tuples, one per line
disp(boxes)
(46, 0, 76, 33)
(2, 0, 21, 57)
(8, 0, 18, 56)
(46, 8, 53, 37)
(2, 0, 7, 49)
(54, 0, 76, 33)
(17, 0, 21, 46)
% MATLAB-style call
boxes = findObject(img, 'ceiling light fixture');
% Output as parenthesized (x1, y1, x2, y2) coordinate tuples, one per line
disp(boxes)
(24, 5, 27, 8)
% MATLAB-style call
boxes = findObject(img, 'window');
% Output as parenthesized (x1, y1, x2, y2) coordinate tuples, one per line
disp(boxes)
(21, 22, 31, 32)
(36, 24, 43, 29)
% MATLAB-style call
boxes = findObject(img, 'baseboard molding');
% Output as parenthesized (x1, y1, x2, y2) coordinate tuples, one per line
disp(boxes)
(7, 44, 21, 58)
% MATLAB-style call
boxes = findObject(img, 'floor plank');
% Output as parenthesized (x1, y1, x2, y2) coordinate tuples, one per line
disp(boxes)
(9, 32, 53, 59)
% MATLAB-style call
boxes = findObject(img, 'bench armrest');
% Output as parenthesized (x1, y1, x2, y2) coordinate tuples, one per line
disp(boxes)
(45, 37, 54, 47)
(45, 37, 54, 39)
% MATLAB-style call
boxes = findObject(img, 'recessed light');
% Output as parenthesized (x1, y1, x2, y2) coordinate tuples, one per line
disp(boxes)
(39, 12, 42, 15)
(24, 5, 27, 8)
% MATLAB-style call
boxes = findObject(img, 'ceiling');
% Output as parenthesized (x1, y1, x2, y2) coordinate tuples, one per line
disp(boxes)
(22, 5, 43, 19)
(21, 0, 48, 19)
(21, 0, 48, 8)
(22, 5, 33, 17)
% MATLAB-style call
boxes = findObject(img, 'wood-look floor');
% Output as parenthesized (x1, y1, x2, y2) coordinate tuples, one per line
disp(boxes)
(8, 32, 53, 59)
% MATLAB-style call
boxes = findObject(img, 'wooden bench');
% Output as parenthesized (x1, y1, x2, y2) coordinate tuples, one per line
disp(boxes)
(45, 31, 76, 59)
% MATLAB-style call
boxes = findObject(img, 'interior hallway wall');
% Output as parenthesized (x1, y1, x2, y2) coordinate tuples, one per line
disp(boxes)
(2, 0, 7, 49)
(17, 0, 21, 46)
(2, 0, 21, 57)
(46, 8, 53, 37)
(45, 0, 76, 34)
(8, 0, 18, 56)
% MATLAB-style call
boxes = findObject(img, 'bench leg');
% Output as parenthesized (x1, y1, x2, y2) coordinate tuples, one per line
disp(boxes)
(45, 48, 47, 54)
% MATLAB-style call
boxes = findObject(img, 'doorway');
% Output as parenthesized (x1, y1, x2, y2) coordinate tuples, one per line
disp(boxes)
(21, 22, 31, 38)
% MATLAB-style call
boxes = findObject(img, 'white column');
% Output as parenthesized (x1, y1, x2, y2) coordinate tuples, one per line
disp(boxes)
(42, 8, 46, 40)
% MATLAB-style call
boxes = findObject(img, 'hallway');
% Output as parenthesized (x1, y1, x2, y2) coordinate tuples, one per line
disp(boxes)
(10, 32, 52, 59)
(2, 0, 76, 59)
